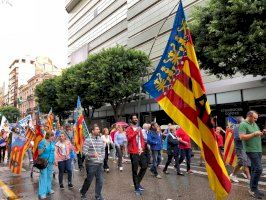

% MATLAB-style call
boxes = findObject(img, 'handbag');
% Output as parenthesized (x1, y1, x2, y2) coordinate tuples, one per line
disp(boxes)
(33, 157, 48, 170)
(33, 142, 51, 170)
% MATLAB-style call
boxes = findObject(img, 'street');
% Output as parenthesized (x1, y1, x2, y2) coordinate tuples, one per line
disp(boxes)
(0, 152, 265, 200)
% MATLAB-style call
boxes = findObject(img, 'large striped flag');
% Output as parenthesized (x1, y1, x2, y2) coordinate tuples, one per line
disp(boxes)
(224, 117, 238, 167)
(45, 108, 54, 132)
(33, 108, 44, 160)
(9, 128, 35, 174)
(74, 96, 85, 153)
(143, 2, 231, 199)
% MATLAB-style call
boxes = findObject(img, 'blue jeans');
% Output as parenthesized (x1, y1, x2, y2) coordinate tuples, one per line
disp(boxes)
(150, 150, 161, 176)
(80, 163, 104, 199)
(246, 152, 262, 192)
(38, 162, 54, 197)
(58, 159, 72, 185)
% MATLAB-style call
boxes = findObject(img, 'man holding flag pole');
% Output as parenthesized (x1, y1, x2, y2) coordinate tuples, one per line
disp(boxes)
(73, 97, 105, 200)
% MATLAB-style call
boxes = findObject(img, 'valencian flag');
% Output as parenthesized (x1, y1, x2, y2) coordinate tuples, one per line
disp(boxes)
(224, 116, 238, 167)
(33, 108, 44, 160)
(74, 96, 85, 153)
(45, 108, 54, 131)
(143, 2, 231, 199)
(9, 128, 35, 174)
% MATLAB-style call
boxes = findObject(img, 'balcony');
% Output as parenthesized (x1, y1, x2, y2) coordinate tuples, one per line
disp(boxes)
(27, 94, 34, 101)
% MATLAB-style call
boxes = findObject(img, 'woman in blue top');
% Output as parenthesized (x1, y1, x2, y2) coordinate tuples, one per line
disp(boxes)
(38, 131, 55, 199)
(114, 125, 127, 171)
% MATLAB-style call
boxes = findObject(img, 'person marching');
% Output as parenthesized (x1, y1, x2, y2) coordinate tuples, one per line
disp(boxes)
(176, 128, 193, 174)
(147, 122, 163, 179)
(126, 115, 148, 196)
(80, 125, 105, 200)
(114, 125, 127, 171)
(55, 133, 74, 189)
(0, 129, 7, 163)
(230, 116, 251, 183)
(101, 127, 113, 172)
(38, 131, 55, 199)
(239, 111, 266, 199)
(163, 125, 183, 175)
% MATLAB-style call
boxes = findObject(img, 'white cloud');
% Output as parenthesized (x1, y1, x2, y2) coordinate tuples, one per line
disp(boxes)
(0, 0, 68, 92)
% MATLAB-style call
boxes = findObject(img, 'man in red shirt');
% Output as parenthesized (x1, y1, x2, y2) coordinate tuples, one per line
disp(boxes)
(176, 128, 193, 174)
(126, 115, 148, 196)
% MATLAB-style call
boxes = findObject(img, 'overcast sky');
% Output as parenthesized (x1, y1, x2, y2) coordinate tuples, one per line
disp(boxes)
(0, 0, 68, 91)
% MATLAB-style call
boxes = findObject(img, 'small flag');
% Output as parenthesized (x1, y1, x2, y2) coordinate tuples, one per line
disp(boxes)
(45, 108, 54, 132)
(224, 117, 237, 167)
(9, 128, 35, 174)
(74, 96, 85, 153)
(33, 108, 44, 160)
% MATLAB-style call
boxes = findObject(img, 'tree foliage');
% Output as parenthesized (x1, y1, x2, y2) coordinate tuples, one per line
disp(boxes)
(0, 106, 21, 122)
(87, 46, 151, 120)
(35, 77, 69, 120)
(35, 46, 150, 121)
(190, 0, 265, 77)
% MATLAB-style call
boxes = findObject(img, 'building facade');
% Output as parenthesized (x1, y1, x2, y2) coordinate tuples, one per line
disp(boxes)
(18, 73, 55, 120)
(66, 0, 266, 129)
(8, 57, 35, 107)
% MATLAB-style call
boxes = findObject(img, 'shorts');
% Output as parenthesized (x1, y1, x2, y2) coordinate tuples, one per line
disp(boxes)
(235, 149, 251, 167)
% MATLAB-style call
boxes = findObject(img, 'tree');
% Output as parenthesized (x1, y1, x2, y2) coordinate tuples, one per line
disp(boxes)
(0, 106, 21, 122)
(190, 0, 265, 77)
(56, 63, 104, 121)
(88, 46, 151, 120)
(35, 77, 69, 120)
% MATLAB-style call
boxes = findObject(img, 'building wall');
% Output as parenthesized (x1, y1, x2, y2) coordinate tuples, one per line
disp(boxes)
(18, 73, 55, 120)
(66, 0, 266, 125)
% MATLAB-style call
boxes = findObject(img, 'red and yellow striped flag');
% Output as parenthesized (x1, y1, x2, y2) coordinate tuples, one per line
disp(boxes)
(143, 2, 231, 199)
(33, 112, 44, 160)
(45, 108, 54, 132)
(224, 128, 237, 167)
(9, 128, 35, 174)
(74, 96, 85, 153)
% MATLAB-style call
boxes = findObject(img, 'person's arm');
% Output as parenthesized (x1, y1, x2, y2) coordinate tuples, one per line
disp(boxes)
(126, 128, 138, 142)
(114, 133, 120, 147)
(239, 131, 262, 141)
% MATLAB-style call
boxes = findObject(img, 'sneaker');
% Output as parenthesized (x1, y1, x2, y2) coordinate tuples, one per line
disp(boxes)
(229, 174, 239, 183)
(68, 183, 74, 188)
(187, 170, 194, 174)
(241, 172, 248, 179)
(119, 167, 123, 171)
(40, 195, 46, 199)
(135, 188, 142, 196)
(249, 190, 262, 199)
(177, 172, 184, 176)
(155, 174, 162, 179)
(60, 184, 64, 189)
(48, 190, 54, 195)
(163, 170, 169, 174)
(139, 185, 145, 191)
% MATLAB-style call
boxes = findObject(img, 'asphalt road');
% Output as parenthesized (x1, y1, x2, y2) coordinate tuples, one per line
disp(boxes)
(0, 152, 265, 200)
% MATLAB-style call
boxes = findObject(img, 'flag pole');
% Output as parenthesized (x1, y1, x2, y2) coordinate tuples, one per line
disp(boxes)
(137, 1, 180, 122)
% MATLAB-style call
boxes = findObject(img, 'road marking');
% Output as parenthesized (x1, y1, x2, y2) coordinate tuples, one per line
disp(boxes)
(159, 165, 266, 186)
(0, 179, 19, 199)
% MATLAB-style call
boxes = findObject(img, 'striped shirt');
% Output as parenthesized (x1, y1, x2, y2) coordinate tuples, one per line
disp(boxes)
(82, 135, 105, 165)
